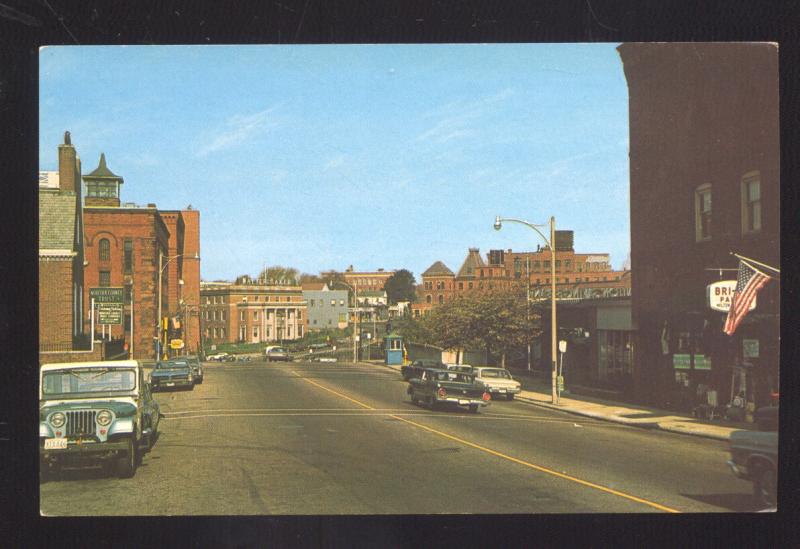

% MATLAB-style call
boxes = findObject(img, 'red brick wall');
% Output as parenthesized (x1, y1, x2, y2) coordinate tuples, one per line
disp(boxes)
(180, 210, 201, 353)
(39, 259, 74, 348)
(84, 208, 169, 360)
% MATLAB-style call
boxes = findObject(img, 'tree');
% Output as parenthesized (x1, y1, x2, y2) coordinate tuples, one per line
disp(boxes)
(257, 265, 299, 285)
(384, 269, 417, 304)
(422, 286, 541, 367)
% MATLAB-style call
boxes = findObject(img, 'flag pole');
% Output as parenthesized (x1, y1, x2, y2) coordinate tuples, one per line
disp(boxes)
(730, 252, 780, 277)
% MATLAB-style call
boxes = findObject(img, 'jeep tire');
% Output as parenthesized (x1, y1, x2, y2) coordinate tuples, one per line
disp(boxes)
(117, 437, 138, 479)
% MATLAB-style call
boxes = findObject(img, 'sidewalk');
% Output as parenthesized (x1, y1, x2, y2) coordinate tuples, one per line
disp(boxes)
(374, 361, 749, 441)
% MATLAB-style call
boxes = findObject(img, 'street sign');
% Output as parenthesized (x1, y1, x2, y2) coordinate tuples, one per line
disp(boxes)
(170, 339, 185, 349)
(97, 303, 123, 324)
(90, 287, 124, 303)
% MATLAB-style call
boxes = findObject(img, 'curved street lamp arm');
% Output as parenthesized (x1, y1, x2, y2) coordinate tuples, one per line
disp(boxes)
(496, 217, 551, 247)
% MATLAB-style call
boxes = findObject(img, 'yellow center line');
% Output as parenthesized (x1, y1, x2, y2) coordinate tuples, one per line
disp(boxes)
(292, 371, 681, 514)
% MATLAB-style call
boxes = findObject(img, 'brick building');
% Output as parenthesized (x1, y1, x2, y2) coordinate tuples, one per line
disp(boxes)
(618, 43, 779, 409)
(412, 242, 631, 317)
(82, 154, 201, 359)
(38, 132, 87, 352)
(201, 278, 308, 347)
(320, 267, 395, 293)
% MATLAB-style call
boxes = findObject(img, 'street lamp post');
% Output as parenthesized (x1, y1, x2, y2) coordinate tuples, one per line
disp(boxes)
(331, 280, 358, 363)
(158, 252, 200, 359)
(494, 215, 559, 404)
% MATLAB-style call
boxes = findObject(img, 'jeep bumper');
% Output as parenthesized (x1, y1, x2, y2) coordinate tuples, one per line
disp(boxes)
(40, 439, 132, 460)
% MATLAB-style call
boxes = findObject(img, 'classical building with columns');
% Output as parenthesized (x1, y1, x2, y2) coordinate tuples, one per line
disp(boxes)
(200, 277, 308, 347)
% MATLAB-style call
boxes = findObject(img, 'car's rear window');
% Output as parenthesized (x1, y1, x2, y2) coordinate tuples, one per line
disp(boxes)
(480, 369, 510, 379)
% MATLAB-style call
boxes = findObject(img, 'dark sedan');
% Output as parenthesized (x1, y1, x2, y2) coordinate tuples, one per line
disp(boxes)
(150, 359, 194, 391)
(401, 359, 447, 381)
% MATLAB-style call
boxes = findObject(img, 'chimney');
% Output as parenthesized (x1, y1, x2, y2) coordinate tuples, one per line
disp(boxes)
(58, 131, 77, 192)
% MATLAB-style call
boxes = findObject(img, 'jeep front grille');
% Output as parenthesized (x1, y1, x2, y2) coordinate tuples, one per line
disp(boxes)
(66, 411, 97, 437)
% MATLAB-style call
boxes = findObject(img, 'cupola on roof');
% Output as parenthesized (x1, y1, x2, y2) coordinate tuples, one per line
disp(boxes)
(86, 153, 123, 181)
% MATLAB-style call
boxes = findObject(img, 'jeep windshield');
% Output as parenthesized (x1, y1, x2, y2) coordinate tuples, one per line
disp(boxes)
(42, 368, 136, 396)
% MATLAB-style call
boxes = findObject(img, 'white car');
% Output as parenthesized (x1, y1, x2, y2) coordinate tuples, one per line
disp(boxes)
(471, 367, 521, 400)
(207, 352, 229, 362)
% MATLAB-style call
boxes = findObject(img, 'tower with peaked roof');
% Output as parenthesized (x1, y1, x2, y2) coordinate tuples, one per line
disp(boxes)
(84, 153, 124, 207)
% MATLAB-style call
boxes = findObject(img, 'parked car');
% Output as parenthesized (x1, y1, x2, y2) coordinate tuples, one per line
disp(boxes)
(207, 352, 229, 362)
(401, 359, 447, 381)
(264, 346, 291, 362)
(407, 367, 491, 413)
(471, 367, 521, 400)
(446, 363, 474, 374)
(39, 360, 160, 479)
(171, 356, 203, 384)
(727, 406, 779, 508)
(150, 359, 194, 391)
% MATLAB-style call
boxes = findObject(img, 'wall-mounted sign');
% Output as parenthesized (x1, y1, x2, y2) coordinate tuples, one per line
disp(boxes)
(170, 339, 185, 349)
(743, 339, 759, 358)
(90, 287, 124, 304)
(97, 303, 123, 325)
(530, 287, 631, 300)
(673, 354, 691, 369)
(707, 280, 756, 312)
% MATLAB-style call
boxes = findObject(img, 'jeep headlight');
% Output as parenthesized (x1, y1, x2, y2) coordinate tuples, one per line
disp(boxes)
(50, 412, 66, 428)
(96, 410, 113, 426)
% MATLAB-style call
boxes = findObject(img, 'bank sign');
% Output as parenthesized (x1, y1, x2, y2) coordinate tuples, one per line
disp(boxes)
(707, 280, 756, 312)
(89, 287, 124, 304)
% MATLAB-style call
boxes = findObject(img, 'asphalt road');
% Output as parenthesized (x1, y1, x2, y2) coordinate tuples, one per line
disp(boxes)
(40, 360, 757, 516)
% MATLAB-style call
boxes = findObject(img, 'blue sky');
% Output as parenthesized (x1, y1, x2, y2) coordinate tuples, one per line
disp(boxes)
(40, 44, 630, 282)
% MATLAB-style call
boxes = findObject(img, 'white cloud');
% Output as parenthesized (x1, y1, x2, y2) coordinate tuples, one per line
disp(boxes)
(196, 106, 281, 157)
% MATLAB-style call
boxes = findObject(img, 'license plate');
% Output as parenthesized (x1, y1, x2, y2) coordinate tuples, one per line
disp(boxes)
(458, 399, 469, 405)
(498, 389, 506, 393)
(44, 438, 68, 450)
(166, 382, 175, 386)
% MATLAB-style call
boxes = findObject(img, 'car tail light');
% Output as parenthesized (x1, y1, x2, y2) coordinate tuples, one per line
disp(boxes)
(437, 387, 447, 398)
(482, 392, 491, 402)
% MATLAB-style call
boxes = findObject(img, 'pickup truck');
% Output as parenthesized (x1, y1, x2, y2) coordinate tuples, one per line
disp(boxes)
(407, 367, 491, 413)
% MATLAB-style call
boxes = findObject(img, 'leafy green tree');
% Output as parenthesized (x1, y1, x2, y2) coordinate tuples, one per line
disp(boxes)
(422, 286, 541, 367)
(384, 269, 417, 304)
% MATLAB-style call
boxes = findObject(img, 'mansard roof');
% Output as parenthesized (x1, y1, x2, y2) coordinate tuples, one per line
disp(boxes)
(456, 248, 486, 278)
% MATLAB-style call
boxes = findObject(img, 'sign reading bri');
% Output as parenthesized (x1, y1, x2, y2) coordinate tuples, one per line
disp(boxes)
(89, 287, 124, 303)
(530, 287, 631, 300)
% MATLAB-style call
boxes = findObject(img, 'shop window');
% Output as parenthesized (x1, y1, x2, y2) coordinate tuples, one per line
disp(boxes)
(741, 171, 761, 234)
(695, 184, 712, 241)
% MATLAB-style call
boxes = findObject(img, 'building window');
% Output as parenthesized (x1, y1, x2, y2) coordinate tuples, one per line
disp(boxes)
(741, 172, 761, 233)
(298, 326, 303, 337)
(253, 311, 259, 321)
(468, 282, 473, 289)
(310, 299, 315, 307)
(555, 260, 561, 270)
(543, 261, 550, 269)
(221, 311, 225, 321)
(438, 295, 444, 304)
(458, 282, 463, 290)
(695, 184, 712, 241)
(124, 284, 132, 302)
(99, 270, 111, 287)
(123, 239, 133, 274)
(565, 260, 572, 271)
(426, 295, 432, 304)
(514, 258, 521, 278)
(339, 299, 345, 306)
(240, 311, 245, 321)
(253, 327, 259, 339)
(533, 261, 540, 271)
(297, 311, 302, 320)
(338, 313, 347, 323)
(437, 281, 444, 290)
(331, 299, 336, 306)
(99, 238, 110, 261)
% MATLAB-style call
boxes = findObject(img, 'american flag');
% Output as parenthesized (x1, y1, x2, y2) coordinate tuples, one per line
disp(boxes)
(723, 260, 772, 335)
